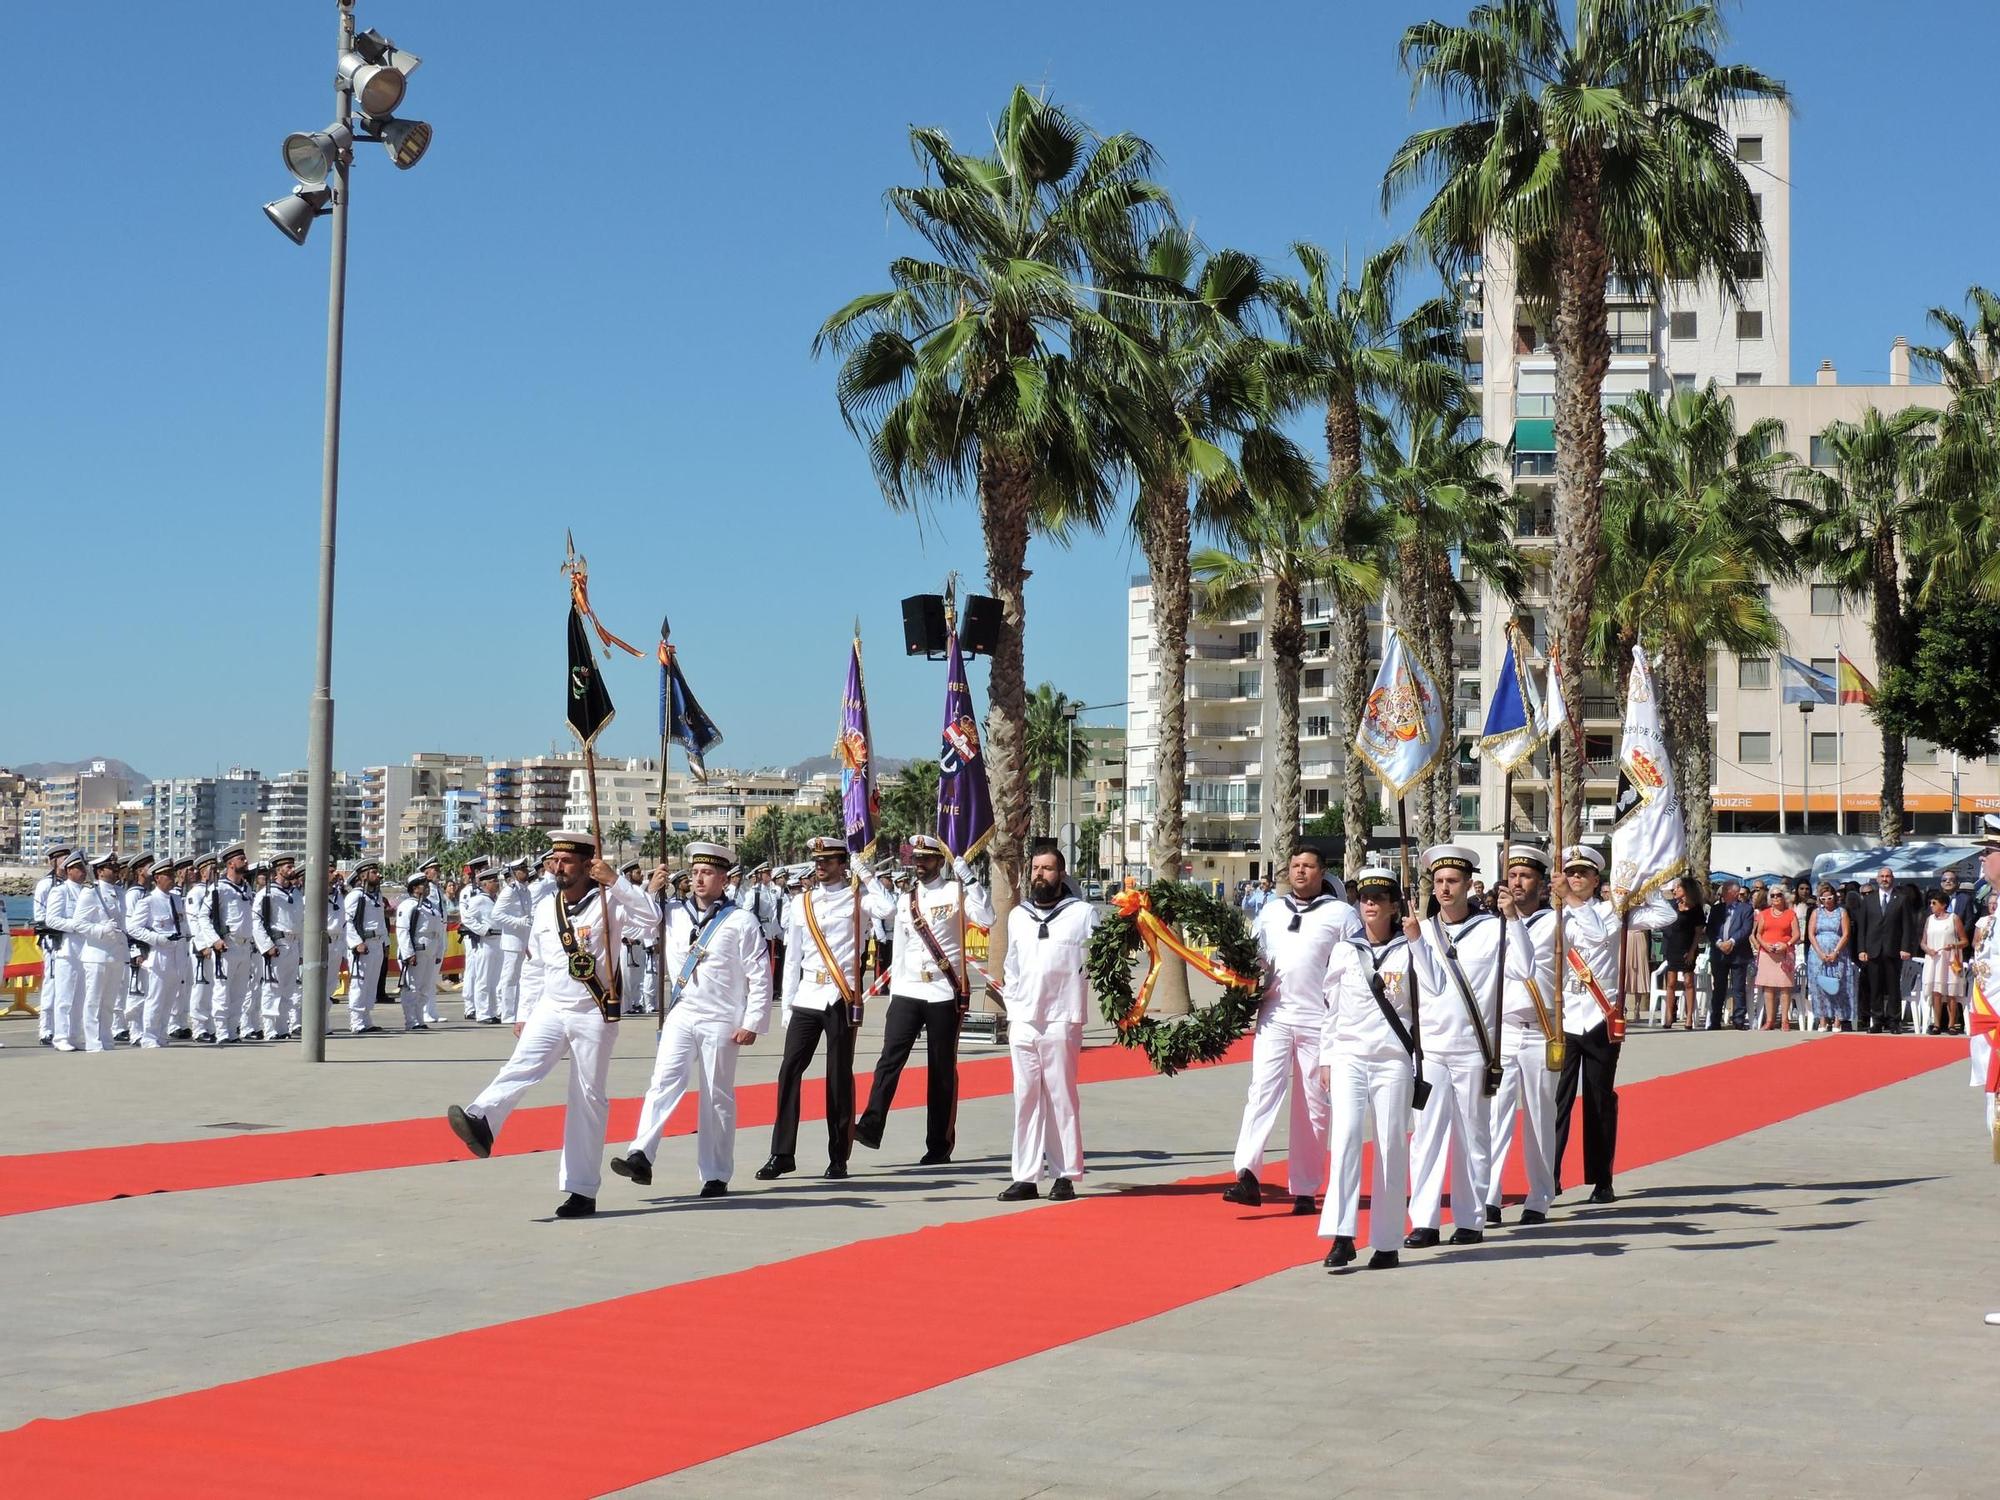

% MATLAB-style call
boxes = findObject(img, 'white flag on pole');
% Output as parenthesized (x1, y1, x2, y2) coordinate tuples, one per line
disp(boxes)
(1609, 644, 1686, 912)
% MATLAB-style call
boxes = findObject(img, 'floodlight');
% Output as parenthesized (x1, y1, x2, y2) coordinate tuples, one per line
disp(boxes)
(372, 116, 433, 171)
(351, 28, 421, 76)
(263, 186, 333, 245)
(280, 123, 353, 187)
(338, 49, 406, 116)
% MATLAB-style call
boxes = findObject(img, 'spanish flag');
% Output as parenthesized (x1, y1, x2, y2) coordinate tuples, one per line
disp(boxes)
(1836, 649, 1875, 706)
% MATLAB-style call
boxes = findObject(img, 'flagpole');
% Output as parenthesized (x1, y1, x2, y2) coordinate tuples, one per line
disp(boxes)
(1776, 687, 1788, 835)
(1548, 635, 1567, 1052)
(1801, 703, 1812, 836)
(1835, 645, 1846, 836)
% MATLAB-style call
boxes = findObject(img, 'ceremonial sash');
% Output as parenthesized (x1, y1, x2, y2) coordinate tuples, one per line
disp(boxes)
(1563, 943, 1619, 1028)
(907, 883, 965, 1005)
(1970, 983, 1999, 1094)
(1519, 910, 1559, 1044)
(801, 880, 863, 1013)
(667, 899, 734, 1016)
(555, 887, 620, 1022)
(1431, 915, 1501, 1094)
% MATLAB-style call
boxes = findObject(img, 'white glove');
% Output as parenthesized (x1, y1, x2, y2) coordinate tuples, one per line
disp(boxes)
(90, 923, 120, 943)
(954, 857, 977, 885)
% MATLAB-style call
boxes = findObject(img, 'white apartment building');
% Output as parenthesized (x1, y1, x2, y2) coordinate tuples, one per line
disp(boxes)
(557, 759, 690, 850)
(255, 768, 365, 862)
(151, 768, 265, 861)
(32, 763, 135, 859)
(685, 771, 799, 849)
(358, 752, 485, 858)
(483, 754, 582, 836)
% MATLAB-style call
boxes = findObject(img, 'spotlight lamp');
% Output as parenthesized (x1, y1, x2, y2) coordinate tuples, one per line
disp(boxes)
(280, 123, 353, 188)
(337, 47, 407, 117)
(368, 114, 433, 170)
(263, 186, 334, 246)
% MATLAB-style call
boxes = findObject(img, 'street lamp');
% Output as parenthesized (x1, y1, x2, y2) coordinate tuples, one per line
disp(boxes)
(266, 1, 434, 1063)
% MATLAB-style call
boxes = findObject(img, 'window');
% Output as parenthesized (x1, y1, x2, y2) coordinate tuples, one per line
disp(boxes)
(1735, 371, 1762, 386)
(1458, 793, 1481, 827)
(1738, 657, 1771, 689)
(1669, 311, 1697, 340)
(1235, 671, 1261, 699)
(1907, 738, 1939, 766)
(1810, 584, 1842, 616)
(1809, 435, 1832, 467)
(1607, 306, 1651, 354)
(1672, 372, 1697, 392)
(1515, 393, 1555, 417)
(1751, 192, 1763, 219)
(1302, 667, 1325, 694)
(1304, 714, 1333, 738)
(1303, 788, 1331, 815)
(1515, 451, 1557, 477)
(1238, 630, 1260, 657)
(1810, 732, 1840, 765)
(1733, 250, 1765, 280)
(1810, 656, 1836, 682)
(1737, 135, 1764, 163)
(1736, 310, 1764, 339)
(1738, 732, 1772, 764)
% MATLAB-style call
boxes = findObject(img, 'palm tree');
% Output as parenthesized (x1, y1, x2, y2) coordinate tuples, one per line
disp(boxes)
(606, 821, 634, 863)
(1795, 406, 1937, 846)
(1193, 481, 1387, 868)
(1593, 385, 1796, 878)
(816, 86, 1171, 966)
(1023, 682, 1079, 837)
(1364, 399, 1520, 845)
(1385, 0, 1786, 843)
(876, 759, 942, 852)
(1268, 242, 1455, 875)
(1912, 286, 2000, 601)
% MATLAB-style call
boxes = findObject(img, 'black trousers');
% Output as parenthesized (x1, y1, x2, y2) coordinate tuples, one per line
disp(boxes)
(769, 1005, 855, 1164)
(1708, 958, 1749, 1028)
(857, 993, 961, 1157)
(1553, 1023, 1620, 1192)
(1858, 953, 1901, 1027)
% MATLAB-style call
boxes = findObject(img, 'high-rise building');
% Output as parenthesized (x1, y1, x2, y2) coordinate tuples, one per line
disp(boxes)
(257, 769, 365, 862)
(483, 754, 584, 836)
(359, 753, 484, 858)
(685, 772, 797, 849)
(0, 768, 27, 856)
(151, 768, 265, 861)
(34, 762, 136, 858)
(557, 759, 688, 853)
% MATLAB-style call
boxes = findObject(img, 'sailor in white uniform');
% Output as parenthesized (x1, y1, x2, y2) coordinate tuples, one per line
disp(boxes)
(394, 872, 439, 1031)
(997, 844, 1099, 1202)
(343, 861, 388, 1033)
(212, 845, 260, 1041)
(1483, 846, 1561, 1225)
(490, 857, 534, 1023)
(31, 844, 73, 1045)
(52, 853, 129, 1051)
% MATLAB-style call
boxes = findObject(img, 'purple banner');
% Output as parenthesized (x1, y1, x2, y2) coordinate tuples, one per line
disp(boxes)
(936, 630, 994, 859)
(837, 634, 877, 858)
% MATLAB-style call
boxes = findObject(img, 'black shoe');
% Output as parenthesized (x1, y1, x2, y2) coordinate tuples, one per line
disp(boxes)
(1448, 1228, 1485, 1246)
(1589, 1184, 1617, 1204)
(918, 1150, 952, 1166)
(1050, 1178, 1076, 1201)
(1485, 1204, 1504, 1227)
(361, 1025, 384, 1034)
(113, 1030, 130, 1044)
(1220, 1168, 1263, 1207)
(196, 1032, 217, 1044)
(1518, 1208, 1548, 1225)
(482, 1017, 502, 1025)
(1367, 1250, 1400, 1270)
(553, 1193, 596, 1219)
(853, 1120, 883, 1151)
(824, 1161, 849, 1180)
(754, 1155, 795, 1181)
(609, 1151, 652, 1187)
(287, 1029, 302, 1039)
(997, 1181, 1040, 1202)
(217, 1036, 238, 1046)
(1403, 1228, 1440, 1249)
(699, 1179, 727, 1198)
(1292, 1194, 1317, 1216)
(1324, 1235, 1357, 1269)
(446, 1105, 493, 1159)
(412, 1023, 430, 1031)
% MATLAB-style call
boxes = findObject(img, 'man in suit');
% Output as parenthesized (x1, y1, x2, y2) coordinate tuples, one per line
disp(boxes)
(1707, 880, 1753, 1029)
(1854, 866, 1906, 1034)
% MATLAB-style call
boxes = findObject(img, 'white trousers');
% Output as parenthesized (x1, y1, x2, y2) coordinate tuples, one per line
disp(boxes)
(471, 943, 502, 1021)
(347, 947, 379, 1031)
(78, 961, 122, 1051)
(1319, 1051, 1413, 1250)
(469, 1005, 616, 1198)
(260, 943, 301, 1037)
(121, 961, 147, 1034)
(401, 955, 434, 1030)
(1408, 1049, 1491, 1233)
(630, 1012, 740, 1184)
(139, 951, 186, 1046)
(1486, 1023, 1557, 1214)
(165, 948, 191, 1032)
(621, 945, 649, 1014)
(1230, 1017, 1330, 1195)
(190, 950, 217, 1035)
(496, 949, 524, 1022)
(1009, 1022, 1083, 1184)
(220, 948, 255, 1039)
(42, 955, 78, 1046)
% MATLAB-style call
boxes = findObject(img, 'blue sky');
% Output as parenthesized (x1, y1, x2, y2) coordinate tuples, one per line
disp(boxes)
(4, 1, 1994, 782)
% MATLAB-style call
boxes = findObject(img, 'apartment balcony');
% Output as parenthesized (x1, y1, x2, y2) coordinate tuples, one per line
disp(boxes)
(1187, 759, 1259, 778)
(1189, 643, 1256, 661)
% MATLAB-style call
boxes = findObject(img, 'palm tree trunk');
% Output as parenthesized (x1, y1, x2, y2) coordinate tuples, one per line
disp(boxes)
(1327, 399, 1371, 878)
(1269, 582, 1305, 855)
(1141, 476, 1193, 1017)
(1872, 549, 1907, 846)
(1658, 639, 1713, 890)
(1552, 148, 1613, 849)
(978, 452, 1034, 984)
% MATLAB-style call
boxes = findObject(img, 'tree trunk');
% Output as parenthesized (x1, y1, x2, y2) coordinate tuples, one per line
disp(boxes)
(1552, 146, 1613, 850)
(977, 451, 1035, 988)
(1141, 475, 1192, 1016)
(1873, 546, 1907, 846)
(1327, 397, 1371, 877)
(1269, 582, 1306, 857)
(1658, 638, 1713, 891)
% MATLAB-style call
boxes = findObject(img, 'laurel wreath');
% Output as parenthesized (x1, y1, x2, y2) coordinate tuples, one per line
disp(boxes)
(1086, 881, 1264, 1076)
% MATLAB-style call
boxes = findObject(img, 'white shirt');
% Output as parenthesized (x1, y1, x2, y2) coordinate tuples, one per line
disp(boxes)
(216, 877, 256, 946)
(253, 884, 299, 948)
(519, 879, 659, 1020)
(871, 872, 995, 1003)
(660, 898, 771, 1032)
(492, 879, 535, 952)
(1253, 890, 1361, 1027)
(32, 872, 58, 946)
(1501, 906, 1560, 1029)
(1559, 892, 1676, 1035)
(129, 887, 185, 949)
(395, 896, 437, 962)
(1320, 933, 1424, 1063)
(783, 877, 896, 1011)
(187, 880, 222, 949)
(458, 889, 497, 943)
(1001, 896, 1098, 1031)
(344, 887, 385, 952)
(54, 878, 128, 963)
(43, 878, 82, 958)
(1417, 910, 1532, 1054)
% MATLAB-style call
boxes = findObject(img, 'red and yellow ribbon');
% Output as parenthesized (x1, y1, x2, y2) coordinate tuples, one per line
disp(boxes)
(1970, 983, 1999, 1095)
(1110, 886, 1258, 1027)
(565, 550, 643, 659)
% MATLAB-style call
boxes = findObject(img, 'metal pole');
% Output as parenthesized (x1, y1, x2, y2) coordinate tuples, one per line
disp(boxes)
(1800, 704, 1812, 836)
(1065, 714, 1075, 868)
(300, 0, 355, 1064)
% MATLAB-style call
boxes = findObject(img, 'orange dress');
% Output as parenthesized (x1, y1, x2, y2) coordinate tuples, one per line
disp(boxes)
(1754, 906, 1798, 988)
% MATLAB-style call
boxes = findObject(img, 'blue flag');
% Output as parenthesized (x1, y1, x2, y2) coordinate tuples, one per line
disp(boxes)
(1779, 653, 1836, 706)
(1478, 628, 1547, 774)
(657, 617, 722, 782)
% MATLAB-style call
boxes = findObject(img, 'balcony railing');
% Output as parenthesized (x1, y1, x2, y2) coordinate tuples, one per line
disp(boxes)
(1189, 683, 1261, 700)
(1187, 759, 1258, 777)
(1189, 643, 1255, 661)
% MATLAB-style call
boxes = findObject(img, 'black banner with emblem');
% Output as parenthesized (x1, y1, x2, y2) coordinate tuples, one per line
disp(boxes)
(567, 605, 616, 746)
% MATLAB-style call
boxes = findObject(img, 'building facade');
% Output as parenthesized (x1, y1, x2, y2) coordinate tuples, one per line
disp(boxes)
(483, 755, 581, 836)
(359, 753, 485, 859)
(151, 768, 265, 861)
(256, 768, 365, 862)
(684, 771, 798, 849)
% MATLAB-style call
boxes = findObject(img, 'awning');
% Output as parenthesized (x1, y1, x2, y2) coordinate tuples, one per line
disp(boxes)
(1513, 417, 1555, 453)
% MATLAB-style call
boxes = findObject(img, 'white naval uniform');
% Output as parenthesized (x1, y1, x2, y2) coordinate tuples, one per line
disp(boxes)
(40, 877, 85, 1048)
(1232, 892, 1360, 1196)
(492, 878, 534, 1022)
(252, 883, 302, 1038)
(121, 883, 151, 1036)
(1971, 909, 2000, 1134)
(459, 888, 500, 1021)
(422, 887, 447, 1024)
(1409, 910, 1531, 1234)
(1317, 933, 1423, 1251)
(629, 896, 772, 1185)
(53, 878, 128, 1051)
(1000, 896, 1098, 1185)
(467, 879, 657, 1199)
(1554, 891, 1676, 1193)
(128, 886, 190, 1046)
(33, 871, 63, 1042)
(215, 876, 258, 1038)
(1484, 905, 1560, 1216)
(187, 879, 222, 1037)
(395, 896, 438, 1031)
(770, 876, 897, 1166)
(344, 887, 387, 1031)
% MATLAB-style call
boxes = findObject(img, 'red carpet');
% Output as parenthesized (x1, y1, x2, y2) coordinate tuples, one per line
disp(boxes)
(0, 1034, 1252, 1219)
(0, 1037, 1957, 1498)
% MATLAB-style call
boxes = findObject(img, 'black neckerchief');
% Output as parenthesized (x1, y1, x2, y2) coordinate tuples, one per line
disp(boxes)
(1281, 892, 1337, 933)
(1023, 896, 1078, 940)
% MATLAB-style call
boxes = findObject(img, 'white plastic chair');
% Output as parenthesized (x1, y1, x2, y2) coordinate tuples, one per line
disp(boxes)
(1644, 961, 1668, 1027)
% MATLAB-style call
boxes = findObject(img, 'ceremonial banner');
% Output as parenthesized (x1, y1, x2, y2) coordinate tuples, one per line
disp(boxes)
(1779, 653, 1837, 706)
(566, 605, 616, 747)
(1477, 625, 1548, 774)
(1352, 616, 1447, 799)
(838, 632, 877, 858)
(1609, 644, 1686, 912)
(937, 629, 994, 858)
(657, 616, 722, 783)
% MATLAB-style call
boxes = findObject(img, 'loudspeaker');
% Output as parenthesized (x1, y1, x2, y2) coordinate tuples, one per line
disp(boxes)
(961, 594, 1002, 656)
(901, 594, 947, 657)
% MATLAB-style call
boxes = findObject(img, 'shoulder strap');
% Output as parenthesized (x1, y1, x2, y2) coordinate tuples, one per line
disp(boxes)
(800, 883, 861, 1006)
(1350, 939, 1419, 1060)
(553, 888, 619, 1021)
(907, 883, 965, 1002)
(1430, 916, 1500, 1075)
(669, 900, 735, 1009)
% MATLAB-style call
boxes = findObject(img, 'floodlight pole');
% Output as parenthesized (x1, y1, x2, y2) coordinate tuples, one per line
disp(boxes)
(300, 0, 356, 1064)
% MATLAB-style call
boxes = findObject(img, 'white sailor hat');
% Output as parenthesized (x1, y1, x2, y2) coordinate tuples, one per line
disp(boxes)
(217, 842, 247, 866)
(1562, 844, 1607, 874)
(1505, 845, 1552, 874)
(405, 868, 430, 886)
(90, 851, 120, 871)
(249, 859, 272, 876)
(195, 849, 218, 869)
(128, 851, 156, 872)
(1352, 865, 1402, 900)
(908, 834, 949, 858)
(1978, 813, 2000, 848)
(44, 843, 72, 861)
(669, 868, 690, 885)
(686, 841, 733, 870)
(271, 852, 296, 869)
(476, 864, 501, 881)
(61, 849, 87, 871)
(806, 835, 851, 860)
(1422, 843, 1479, 875)
(619, 856, 642, 874)
(504, 856, 530, 873)
(352, 858, 381, 878)
(548, 829, 598, 856)
(418, 855, 443, 872)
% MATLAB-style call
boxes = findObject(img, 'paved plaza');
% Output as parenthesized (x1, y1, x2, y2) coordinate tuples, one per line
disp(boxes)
(1, 999, 1995, 1497)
